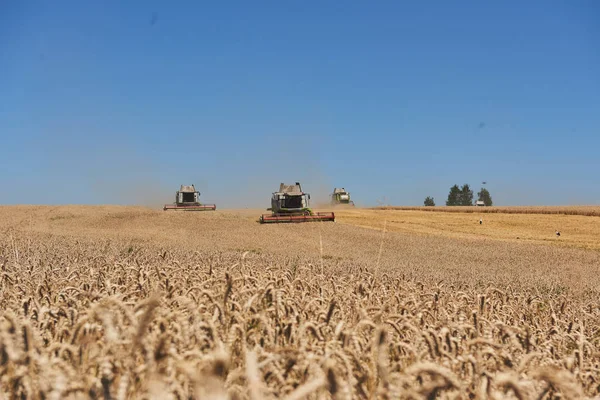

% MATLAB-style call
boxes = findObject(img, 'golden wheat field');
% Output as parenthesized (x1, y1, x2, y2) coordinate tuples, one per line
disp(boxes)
(1, 205, 600, 399)
(372, 206, 600, 217)
(338, 208, 600, 251)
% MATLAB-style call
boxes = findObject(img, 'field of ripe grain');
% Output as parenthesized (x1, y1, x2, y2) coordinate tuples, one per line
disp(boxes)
(372, 205, 600, 217)
(1, 206, 600, 399)
(336, 208, 600, 251)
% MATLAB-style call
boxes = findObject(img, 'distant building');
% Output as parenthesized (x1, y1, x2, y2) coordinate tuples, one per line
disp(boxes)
(475, 200, 486, 206)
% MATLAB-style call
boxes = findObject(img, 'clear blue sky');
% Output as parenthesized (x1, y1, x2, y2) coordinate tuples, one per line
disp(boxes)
(1, 1, 599, 207)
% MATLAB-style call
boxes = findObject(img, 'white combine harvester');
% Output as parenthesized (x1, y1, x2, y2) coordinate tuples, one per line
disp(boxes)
(259, 182, 335, 223)
(163, 184, 216, 211)
(330, 187, 355, 206)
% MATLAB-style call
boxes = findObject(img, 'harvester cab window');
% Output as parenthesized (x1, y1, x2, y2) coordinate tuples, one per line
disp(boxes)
(182, 192, 195, 203)
(283, 195, 303, 209)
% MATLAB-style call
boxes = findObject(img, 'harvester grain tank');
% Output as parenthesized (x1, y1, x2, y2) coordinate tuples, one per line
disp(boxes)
(163, 185, 216, 211)
(259, 182, 335, 223)
(330, 187, 354, 206)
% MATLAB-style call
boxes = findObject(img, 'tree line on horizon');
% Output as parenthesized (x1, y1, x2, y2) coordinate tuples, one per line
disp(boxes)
(424, 184, 493, 207)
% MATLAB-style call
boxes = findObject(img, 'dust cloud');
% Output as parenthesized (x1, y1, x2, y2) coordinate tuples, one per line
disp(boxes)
(40, 129, 345, 209)
(200, 133, 335, 210)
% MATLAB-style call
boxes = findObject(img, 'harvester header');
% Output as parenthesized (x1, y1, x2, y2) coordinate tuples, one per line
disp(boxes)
(163, 184, 216, 211)
(259, 182, 335, 223)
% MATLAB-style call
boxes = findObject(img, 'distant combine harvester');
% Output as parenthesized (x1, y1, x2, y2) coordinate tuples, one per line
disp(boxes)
(163, 184, 216, 211)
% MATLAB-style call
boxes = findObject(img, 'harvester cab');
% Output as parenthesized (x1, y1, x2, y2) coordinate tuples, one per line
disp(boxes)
(163, 185, 216, 211)
(259, 182, 335, 223)
(330, 187, 355, 206)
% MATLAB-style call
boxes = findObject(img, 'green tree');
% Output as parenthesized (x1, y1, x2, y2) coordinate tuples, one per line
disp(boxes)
(459, 184, 474, 206)
(446, 185, 460, 206)
(424, 196, 435, 206)
(477, 188, 493, 206)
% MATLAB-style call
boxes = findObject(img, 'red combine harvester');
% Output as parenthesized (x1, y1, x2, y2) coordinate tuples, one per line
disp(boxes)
(259, 182, 335, 224)
(163, 185, 216, 211)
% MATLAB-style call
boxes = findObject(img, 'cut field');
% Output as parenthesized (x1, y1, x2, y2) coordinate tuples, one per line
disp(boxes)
(335, 208, 600, 251)
(372, 205, 600, 217)
(1, 205, 599, 399)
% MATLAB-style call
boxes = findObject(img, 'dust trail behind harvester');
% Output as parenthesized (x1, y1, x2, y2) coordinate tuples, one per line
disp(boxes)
(193, 133, 334, 210)
(76, 132, 337, 211)
(85, 145, 174, 209)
